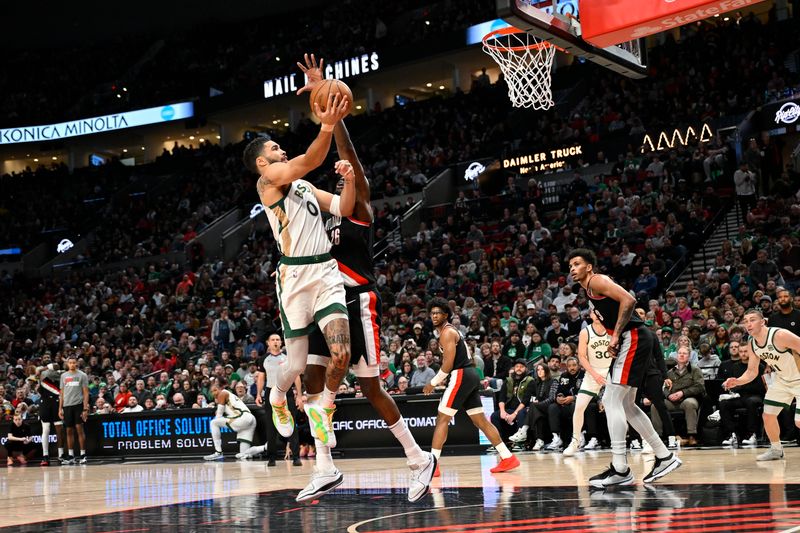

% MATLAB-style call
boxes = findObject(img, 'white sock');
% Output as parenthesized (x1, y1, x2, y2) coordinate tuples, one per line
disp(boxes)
(611, 441, 628, 471)
(58, 447, 64, 457)
(239, 442, 251, 454)
(389, 418, 426, 464)
(80, 449, 86, 456)
(315, 440, 336, 472)
(42, 424, 50, 455)
(496, 442, 512, 460)
(322, 386, 337, 408)
(270, 386, 287, 406)
(431, 448, 442, 459)
(210, 419, 223, 452)
(772, 442, 784, 451)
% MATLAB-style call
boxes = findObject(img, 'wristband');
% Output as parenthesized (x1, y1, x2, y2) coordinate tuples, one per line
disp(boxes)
(321, 124, 334, 132)
(430, 370, 449, 387)
(329, 194, 343, 216)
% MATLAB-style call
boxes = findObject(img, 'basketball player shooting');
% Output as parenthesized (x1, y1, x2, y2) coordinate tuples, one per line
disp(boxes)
(567, 248, 681, 488)
(723, 309, 800, 461)
(291, 53, 436, 503)
(242, 92, 353, 451)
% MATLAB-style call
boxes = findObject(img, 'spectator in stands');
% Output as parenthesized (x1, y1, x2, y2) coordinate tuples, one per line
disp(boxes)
(234, 382, 254, 404)
(122, 396, 144, 413)
(734, 162, 757, 216)
(378, 355, 395, 389)
(113, 383, 133, 413)
(212, 308, 236, 354)
(510, 362, 557, 450)
(4, 413, 36, 466)
(170, 393, 189, 409)
(409, 355, 434, 389)
(502, 332, 525, 361)
(749, 249, 780, 290)
(696, 343, 721, 380)
(524, 331, 551, 367)
(634, 265, 658, 298)
(491, 359, 533, 443)
(484, 341, 512, 381)
(771, 287, 800, 335)
(94, 397, 113, 414)
(545, 356, 583, 450)
(719, 345, 765, 447)
(545, 315, 568, 349)
(651, 346, 706, 446)
(243, 333, 265, 360)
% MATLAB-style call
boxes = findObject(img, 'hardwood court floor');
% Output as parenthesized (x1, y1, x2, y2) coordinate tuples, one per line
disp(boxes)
(1, 447, 799, 532)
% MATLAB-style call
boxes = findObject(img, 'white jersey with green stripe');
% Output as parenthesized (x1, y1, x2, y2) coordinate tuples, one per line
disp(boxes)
(586, 325, 613, 372)
(750, 327, 800, 382)
(223, 391, 251, 418)
(264, 179, 332, 258)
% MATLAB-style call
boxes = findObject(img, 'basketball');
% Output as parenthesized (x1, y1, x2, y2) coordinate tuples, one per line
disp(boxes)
(310, 79, 353, 117)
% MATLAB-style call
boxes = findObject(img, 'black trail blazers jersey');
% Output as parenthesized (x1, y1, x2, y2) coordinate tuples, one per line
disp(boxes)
(324, 215, 376, 289)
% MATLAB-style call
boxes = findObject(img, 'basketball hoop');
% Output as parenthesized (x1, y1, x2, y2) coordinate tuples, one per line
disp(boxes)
(482, 27, 559, 110)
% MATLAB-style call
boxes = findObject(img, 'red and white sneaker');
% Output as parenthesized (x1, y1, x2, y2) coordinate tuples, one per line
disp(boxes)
(433, 463, 441, 477)
(490, 455, 520, 473)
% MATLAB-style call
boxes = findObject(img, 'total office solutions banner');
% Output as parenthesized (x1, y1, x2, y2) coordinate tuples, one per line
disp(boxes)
(0, 102, 194, 145)
(579, 0, 767, 48)
(0, 394, 480, 459)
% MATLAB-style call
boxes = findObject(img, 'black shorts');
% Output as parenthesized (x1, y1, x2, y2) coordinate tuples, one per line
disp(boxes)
(610, 326, 661, 388)
(438, 367, 483, 416)
(39, 400, 62, 425)
(62, 404, 85, 428)
(308, 287, 382, 370)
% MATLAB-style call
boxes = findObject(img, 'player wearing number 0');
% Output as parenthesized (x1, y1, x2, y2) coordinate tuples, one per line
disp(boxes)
(567, 249, 681, 488)
(293, 53, 436, 503)
(243, 93, 353, 450)
(424, 298, 520, 475)
(563, 309, 612, 456)
(204, 377, 257, 461)
(723, 309, 800, 461)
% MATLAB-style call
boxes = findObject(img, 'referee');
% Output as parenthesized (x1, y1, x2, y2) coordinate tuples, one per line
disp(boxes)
(58, 355, 90, 464)
(256, 333, 302, 466)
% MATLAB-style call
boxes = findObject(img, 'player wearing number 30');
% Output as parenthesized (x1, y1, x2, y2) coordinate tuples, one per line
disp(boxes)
(723, 309, 800, 461)
(204, 377, 257, 461)
(243, 93, 353, 451)
(563, 309, 612, 456)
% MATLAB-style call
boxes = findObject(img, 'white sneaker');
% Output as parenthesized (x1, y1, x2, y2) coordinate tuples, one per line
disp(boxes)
(204, 451, 224, 461)
(707, 410, 721, 423)
(584, 437, 600, 450)
(630, 439, 642, 450)
(407, 452, 437, 503)
(668, 436, 678, 449)
(721, 434, 738, 447)
(563, 438, 580, 457)
(757, 447, 784, 461)
(532, 439, 545, 451)
(545, 434, 563, 451)
(296, 467, 344, 502)
(271, 400, 295, 438)
(509, 427, 528, 443)
(742, 434, 758, 446)
(642, 440, 654, 454)
(305, 403, 337, 448)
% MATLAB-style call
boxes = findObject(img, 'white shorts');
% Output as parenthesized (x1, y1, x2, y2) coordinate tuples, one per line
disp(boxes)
(579, 370, 608, 397)
(763, 377, 800, 421)
(276, 255, 347, 338)
(227, 412, 257, 444)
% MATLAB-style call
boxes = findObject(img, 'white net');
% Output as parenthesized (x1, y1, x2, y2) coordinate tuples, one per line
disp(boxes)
(482, 29, 557, 110)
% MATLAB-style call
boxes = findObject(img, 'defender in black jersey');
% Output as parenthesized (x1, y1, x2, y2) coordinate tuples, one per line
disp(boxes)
(37, 364, 64, 466)
(298, 53, 435, 505)
(568, 249, 681, 488)
(424, 298, 520, 475)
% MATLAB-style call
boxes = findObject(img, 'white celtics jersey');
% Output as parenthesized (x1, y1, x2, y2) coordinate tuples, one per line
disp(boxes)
(586, 325, 613, 372)
(223, 391, 251, 418)
(750, 327, 800, 382)
(264, 179, 332, 257)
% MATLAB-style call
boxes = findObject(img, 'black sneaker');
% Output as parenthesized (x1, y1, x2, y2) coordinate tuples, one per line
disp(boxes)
(589, 463, 634, 489)
(62, 455, 75, 465)
(40, 456, 50, 467)
(78, 454, 87, 464)
(643, 453, 682, 483)
(292, 458, 302, 467)
(267, 458, 277, 467)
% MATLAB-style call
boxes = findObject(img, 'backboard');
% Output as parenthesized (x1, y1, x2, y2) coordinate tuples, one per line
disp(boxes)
(496, 0, 647, 79)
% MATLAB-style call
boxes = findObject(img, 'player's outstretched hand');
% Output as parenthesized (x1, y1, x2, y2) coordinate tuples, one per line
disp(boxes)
(315, 93, 350, 125)
(296, 53, 324, 95)
(334, 159, 354, 179)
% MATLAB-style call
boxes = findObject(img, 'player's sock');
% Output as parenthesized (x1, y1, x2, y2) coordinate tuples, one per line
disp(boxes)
(210, 419, 223, 452)
(495, 442, 513, 460)
(389, 418, 426, 464)
(58, 447, 64, 458)
(772, 442, 784, 451)
(41, 423, 50, 455)
(604, 383, 631, 472)
(431, 448, 442, 459)
(315, 441, 335, 472)
(80, 449, 86, 456)
(321, 386, 337, 409)
(239, 442, 251, 454)
(622, 395, 670, 459)
(270, 386, 287, 406)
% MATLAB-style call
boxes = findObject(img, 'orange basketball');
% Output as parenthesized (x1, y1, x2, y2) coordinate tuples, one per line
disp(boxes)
(310, 79, 353, 117)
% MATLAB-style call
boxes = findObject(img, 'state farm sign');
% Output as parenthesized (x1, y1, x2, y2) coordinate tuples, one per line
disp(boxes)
(579, 0, 768, 48)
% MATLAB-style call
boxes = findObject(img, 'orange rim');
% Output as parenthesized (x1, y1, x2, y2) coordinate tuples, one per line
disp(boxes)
(482, 26, 564, 53)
